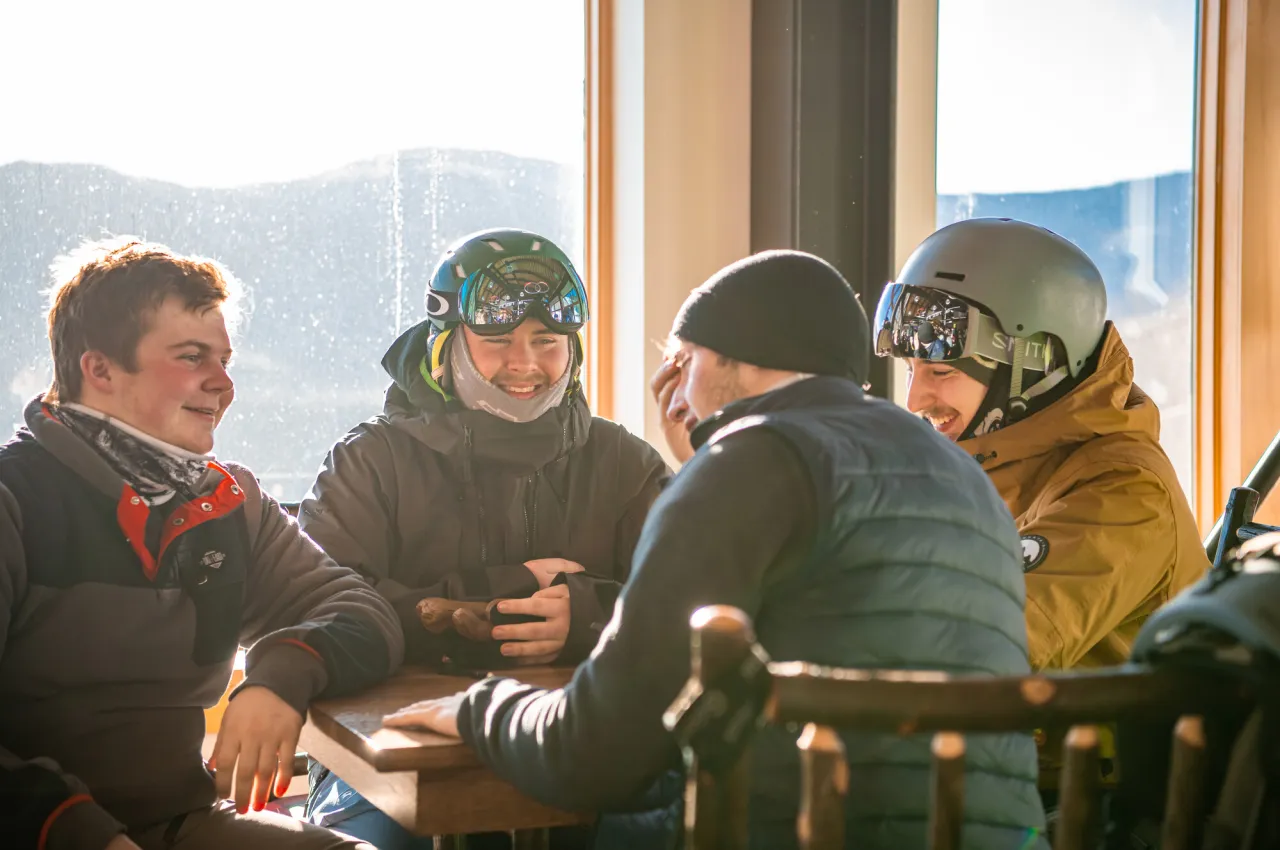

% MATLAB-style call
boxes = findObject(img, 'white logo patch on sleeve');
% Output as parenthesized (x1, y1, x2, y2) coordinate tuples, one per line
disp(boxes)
(1020, 534, 1050, 572)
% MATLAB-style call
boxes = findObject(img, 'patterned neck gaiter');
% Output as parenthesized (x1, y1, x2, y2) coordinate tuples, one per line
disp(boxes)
(50, 402, 213, 502)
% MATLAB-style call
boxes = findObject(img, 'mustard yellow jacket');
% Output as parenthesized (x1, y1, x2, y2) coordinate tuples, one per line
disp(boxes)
(961, 324, 1208, 670)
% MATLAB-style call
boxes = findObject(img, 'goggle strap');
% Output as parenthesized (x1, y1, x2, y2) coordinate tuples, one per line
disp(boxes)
(967, 313, 1053, 372)
(1022, 366, 1069, 402)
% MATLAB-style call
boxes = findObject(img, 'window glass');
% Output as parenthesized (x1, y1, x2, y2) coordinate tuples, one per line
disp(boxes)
(0, 0, 587, 501)
(936, 0, 1198, 493)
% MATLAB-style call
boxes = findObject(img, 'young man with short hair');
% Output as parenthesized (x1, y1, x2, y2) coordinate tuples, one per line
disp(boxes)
(299, 228, 669, 848)
(0, 238, 403, 850)
(873, 217, 1207, 671)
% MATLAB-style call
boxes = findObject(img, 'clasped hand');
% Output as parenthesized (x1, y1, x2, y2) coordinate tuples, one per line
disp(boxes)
(493, 584, 571, 665)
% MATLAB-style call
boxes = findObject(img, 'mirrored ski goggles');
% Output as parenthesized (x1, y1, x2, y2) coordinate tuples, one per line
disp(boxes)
(872, 283, 1053, 371)
(457, 255, 589, 336)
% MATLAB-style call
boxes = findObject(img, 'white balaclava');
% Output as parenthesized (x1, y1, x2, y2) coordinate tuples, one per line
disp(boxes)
(448, 332, 573, 423)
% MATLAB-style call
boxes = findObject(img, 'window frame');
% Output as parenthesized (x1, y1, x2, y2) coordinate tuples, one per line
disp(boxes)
(584, 0, 615, 419)
(1192, 0, 1280, 530)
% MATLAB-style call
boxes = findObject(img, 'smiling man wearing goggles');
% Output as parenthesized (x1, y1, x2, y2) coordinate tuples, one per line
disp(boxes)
(876, 218, 1209, 825)
(298, 228, 668, 849)
(875, 216, 1207, 675)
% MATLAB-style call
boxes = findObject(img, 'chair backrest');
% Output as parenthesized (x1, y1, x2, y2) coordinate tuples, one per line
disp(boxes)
(664, 605, 1254, 850)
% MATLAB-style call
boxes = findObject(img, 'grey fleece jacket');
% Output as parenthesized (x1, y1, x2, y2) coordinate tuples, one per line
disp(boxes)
(0, 397, 404, 850)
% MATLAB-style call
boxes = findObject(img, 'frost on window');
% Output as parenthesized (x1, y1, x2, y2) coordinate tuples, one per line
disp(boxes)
(0, 1, 586, 502)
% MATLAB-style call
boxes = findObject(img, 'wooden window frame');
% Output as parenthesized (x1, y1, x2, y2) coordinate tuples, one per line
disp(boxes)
(584, 0, 615, 419)
(1193, 0, 1280, 530)
(579, 0, 752, 440)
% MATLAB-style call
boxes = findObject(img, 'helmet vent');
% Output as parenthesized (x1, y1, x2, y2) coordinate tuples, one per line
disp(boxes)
(935, 271, 966, 282)
(484, 239, 506, 251)
(531, 240, 543, 251)
(453, 263, 467, 279)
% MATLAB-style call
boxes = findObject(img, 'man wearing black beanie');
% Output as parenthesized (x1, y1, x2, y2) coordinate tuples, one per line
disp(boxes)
(652, 249, 870, 460)
(671, 249, 870, 381)
(382, 250, 1048, 849)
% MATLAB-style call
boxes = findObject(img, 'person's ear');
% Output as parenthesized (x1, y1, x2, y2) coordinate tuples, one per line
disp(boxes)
(79, 350, 116, 395)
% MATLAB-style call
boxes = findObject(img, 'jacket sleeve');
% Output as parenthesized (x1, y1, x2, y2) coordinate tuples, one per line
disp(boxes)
(229, 464, 405, 717)
(0, 482, 127, 850)
(455, 428, 813, 811)
(298, 425, 538, 664)
(557, 439, 672, 663)
(1021, 458, 1188, 670)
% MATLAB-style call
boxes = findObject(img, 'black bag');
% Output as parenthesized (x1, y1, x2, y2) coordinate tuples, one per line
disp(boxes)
(1110, 534, 1280, 849)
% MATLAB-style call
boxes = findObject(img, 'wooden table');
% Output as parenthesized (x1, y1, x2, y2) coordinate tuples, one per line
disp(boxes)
(300, 665, 589, 839)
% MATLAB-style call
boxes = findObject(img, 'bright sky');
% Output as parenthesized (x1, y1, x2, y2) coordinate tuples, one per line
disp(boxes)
(0, 0, 585, 187)
(937, 0, 1198, 194)
(2, 1, 1196, 194)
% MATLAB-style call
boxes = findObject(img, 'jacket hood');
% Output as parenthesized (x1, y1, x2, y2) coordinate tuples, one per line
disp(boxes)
(378, 319, 591, 470)
(961, 323, 1160, 468)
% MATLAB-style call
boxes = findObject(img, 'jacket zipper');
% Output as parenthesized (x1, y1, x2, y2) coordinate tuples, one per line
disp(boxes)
(523, 491, 531, 556)
(523, 471, 541, 556)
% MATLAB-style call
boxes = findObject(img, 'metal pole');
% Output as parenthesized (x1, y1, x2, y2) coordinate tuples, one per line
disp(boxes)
(1203, 429, 1280, 561)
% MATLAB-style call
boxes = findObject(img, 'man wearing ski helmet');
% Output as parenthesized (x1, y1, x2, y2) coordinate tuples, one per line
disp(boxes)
(874, 217, 1207, 671)
(299, 228, 669, 848)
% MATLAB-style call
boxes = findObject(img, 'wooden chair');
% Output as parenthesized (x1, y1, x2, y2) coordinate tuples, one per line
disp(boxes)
(665, 606, 1256, 850)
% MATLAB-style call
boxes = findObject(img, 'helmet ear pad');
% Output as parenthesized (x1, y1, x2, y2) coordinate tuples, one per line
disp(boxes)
(958, 332, 1100, 440)
(959, 359, 1013, 441)
(1044, 334, 1071, 374)
(429, 327, 454, 380)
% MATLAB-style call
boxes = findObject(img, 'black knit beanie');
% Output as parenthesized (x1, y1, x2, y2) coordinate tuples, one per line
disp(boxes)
(670, 250, 870, 383)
